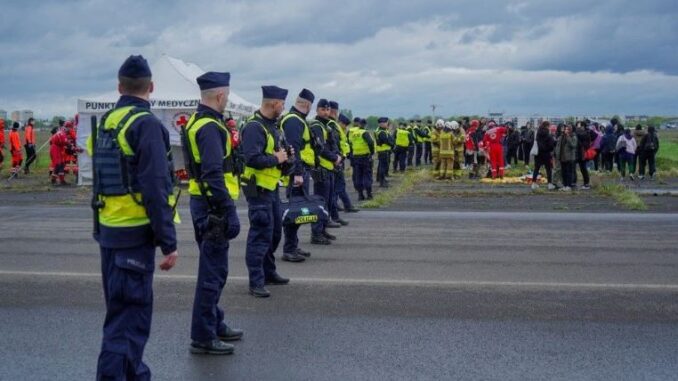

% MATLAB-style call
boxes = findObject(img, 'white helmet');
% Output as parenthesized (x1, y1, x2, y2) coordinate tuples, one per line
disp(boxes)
(444, 121, 452, 129)
(450, 121, 460, 130)
(436, 119, 445, 128)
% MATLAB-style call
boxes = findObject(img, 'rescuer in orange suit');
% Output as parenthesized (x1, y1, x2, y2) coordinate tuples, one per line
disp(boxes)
(23, 117, 37, 174)
(0, 119, 5, 172)
(9, 122, 23, 178)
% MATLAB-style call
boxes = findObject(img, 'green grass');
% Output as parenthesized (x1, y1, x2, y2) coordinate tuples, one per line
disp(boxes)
(596, 183, 647, 211)
(360, 169, 429, 208)
(656, 140, 678, 172)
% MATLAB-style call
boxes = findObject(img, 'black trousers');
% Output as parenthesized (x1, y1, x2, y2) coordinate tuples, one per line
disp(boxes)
(574, 159, 590, 186)
(561, 161, 574, 187)
(24, 144, 36, 171)
(522, 142, 533, 166)
(506, 146, 519, 166)
(602, 152, 614, 172)
(639, 151, 656, 176)
(533, 157, 552, 184)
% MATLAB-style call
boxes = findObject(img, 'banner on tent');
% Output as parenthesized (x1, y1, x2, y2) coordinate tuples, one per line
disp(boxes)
(78, 99, 255, 114)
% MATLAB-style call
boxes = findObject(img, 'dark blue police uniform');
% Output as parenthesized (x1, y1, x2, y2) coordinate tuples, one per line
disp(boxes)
(187, 72, 241, 348)
(241, 88, 288, 294)
(96, 56, 177, 381)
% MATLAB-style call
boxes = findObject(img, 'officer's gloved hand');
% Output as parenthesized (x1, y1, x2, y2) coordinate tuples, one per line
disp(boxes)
(224, 206, 240, 240)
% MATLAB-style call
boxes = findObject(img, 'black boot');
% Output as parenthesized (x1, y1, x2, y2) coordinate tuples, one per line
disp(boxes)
(217, 326, 244, 342)
(358, 192, 365, 201)
(190, 340, 234, 355)
(311, 235, 331, 245)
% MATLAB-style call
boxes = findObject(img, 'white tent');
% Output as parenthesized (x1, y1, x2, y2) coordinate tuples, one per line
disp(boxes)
(76, 54, 257, 185)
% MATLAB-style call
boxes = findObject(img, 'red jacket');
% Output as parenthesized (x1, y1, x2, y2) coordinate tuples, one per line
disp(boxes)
(9, 130, 22, 153)
(50, 129, 69, 164)
(465, 126, 477, 151)
(483, 126, 507, 146)
(25, 125, 36, 144)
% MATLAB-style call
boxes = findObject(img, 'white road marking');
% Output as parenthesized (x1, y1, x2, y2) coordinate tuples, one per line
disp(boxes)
(2, 270, 678, 291)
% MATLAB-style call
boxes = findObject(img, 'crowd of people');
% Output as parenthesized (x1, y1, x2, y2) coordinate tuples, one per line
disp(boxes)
(365, 116, 662, 191)
(0, 117, 80, 184)
(46, 55, 669, 378)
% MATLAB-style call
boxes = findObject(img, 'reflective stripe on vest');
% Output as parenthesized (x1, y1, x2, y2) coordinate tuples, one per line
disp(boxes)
(91, 106, 180, 228)
(439, 131, 454, 156)
(185, 113, 240, 200)
(330, 120, 351, 156)
(242, 117, 282, 191)
(280, 113, 316, 167)
(376, 129, 390, 152)
(422, 126, 432, 142)
(414, 126, 424, 143)
(348, 127, 370, 156)
(395, 128, 410, 148)
(312, 120, 334, 170)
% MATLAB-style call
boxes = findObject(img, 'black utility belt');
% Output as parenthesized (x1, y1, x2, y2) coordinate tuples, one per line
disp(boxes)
(353, 154, 371, 159)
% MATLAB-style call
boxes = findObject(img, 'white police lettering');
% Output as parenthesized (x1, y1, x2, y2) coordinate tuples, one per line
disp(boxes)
(126, 258, 146, 270)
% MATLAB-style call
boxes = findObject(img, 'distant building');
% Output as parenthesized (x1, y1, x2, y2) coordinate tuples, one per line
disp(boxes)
(10, 110, 33, 124)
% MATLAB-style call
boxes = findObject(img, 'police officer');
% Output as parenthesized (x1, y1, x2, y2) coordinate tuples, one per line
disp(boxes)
(184, 72, 243, 355)
(393, 121, 413, 172)
(92, 55, 179, 380)
(241, 86, 292, 297)
(327, 101, 350, 225)
(375, 117, 393, 188)
(423, 121, 433, 164)
(309, 99, 342, 244)
(406, 121, 416, 167)
(336, 114, 360, 213)
(413, 120, 425, 167)
(280, 88, 317, 262)
(348, 117, 375, 200)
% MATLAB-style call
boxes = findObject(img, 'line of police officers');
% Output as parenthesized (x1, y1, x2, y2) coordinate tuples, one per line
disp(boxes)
(91, 55, 403, 379)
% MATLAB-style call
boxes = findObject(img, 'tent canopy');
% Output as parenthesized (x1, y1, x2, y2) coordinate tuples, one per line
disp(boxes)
(76, 55, 257, 185)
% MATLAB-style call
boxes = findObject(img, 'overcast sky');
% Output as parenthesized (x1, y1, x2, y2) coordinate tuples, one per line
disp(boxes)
(1, 0, 677, 118)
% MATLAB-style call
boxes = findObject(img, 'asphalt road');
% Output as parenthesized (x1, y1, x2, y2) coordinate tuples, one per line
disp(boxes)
(1, 204, 678, 380)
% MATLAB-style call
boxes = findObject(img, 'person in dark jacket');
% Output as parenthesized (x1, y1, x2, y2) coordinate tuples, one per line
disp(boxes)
(505, 123, 521, 168)
(521, 123, 535, 168)
(531, 121, 556, 190)
(638, 126, 660, 180)
(574, 122, 591, 189)
(555, 124, 577, 191)
(599, 125, 617, 172)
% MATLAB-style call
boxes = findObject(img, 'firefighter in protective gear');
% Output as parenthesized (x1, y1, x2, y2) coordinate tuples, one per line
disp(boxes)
(184, 72, 243, 355)
(438, 122, 454, 179)
(483, 123, 508, 179)
(9, 122, 22, 178)
(450, 121, 465, 179)
(91, 55, 179, 381)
